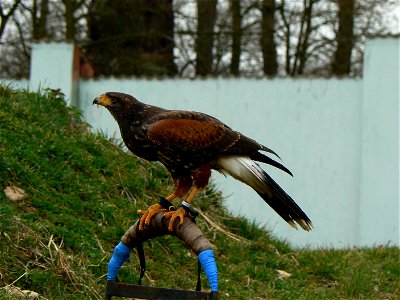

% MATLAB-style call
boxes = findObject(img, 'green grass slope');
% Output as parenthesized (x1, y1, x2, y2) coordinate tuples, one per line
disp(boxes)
(0, 86, 398, 299)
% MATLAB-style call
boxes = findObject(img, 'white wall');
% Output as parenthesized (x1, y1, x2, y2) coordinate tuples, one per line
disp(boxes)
(1, 37, 399, 248)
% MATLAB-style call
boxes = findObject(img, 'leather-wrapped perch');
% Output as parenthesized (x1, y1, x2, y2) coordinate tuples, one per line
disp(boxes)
(106, 210, 218, 300)
(121, 211, 211, 255)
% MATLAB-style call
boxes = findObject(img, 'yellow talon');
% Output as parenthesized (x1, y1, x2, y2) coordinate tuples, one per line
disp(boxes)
(137, 203, 165, 231)
(164, 207, 186, 231)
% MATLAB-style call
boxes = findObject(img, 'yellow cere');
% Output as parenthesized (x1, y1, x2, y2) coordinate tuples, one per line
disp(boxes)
(99, 94, 112, 106)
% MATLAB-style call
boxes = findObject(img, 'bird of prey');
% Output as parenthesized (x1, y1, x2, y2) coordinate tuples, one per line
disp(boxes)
(93, 92, 312, 232)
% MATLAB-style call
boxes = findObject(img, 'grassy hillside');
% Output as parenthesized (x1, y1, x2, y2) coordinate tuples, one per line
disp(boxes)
(0, 86, 398, 299)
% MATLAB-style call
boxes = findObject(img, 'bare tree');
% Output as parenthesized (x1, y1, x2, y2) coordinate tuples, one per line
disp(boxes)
(0, 0, 399, 79)
(260, 0, 278, 75)
(0, 0, 21, 42)
(32, 0, 49, 40)
(277, 0, 335, 76)
(142, 0, 177, 75)
(277, 0, 291, 74)
(87, 0, 176, 76)
(196, 0, 217, 76)
(331, 0, 355, 75)
(230, 0, 242, 75)
(62, 0, 87, 41)
(291, 0, 316, 76)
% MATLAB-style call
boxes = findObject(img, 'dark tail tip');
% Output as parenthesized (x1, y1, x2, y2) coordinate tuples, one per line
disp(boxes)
(252, 152, 293, 176)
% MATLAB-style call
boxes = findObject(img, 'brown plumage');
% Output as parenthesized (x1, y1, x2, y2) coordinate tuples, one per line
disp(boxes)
(93, 92, 312, 231)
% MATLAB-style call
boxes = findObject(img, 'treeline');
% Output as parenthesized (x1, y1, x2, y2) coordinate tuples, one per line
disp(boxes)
(0, 0, 397, 78)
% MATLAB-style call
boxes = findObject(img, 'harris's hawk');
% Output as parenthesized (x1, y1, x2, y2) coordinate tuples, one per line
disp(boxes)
(93, 92, 312, 231)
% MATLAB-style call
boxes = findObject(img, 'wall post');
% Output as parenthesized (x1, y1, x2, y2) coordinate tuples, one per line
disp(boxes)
(30, 42, 78, 106)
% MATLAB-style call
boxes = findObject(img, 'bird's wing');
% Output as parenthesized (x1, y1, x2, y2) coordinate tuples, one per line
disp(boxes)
(145, 111, 240, 154)
(145, 110, 293, 176)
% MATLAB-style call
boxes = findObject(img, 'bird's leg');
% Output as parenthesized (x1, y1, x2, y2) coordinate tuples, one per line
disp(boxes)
(183, 186, 199, 204)
(137, 192, 178, 231)
(165, 192, 178, 201)
(164, 187, 199, 231)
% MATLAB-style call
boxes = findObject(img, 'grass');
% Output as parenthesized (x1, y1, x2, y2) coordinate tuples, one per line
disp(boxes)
(0, 85, 398, 299)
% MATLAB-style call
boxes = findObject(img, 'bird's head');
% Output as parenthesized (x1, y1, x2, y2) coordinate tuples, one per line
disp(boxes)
(93, 92, 143, 118)
(93, 92, 138, 109)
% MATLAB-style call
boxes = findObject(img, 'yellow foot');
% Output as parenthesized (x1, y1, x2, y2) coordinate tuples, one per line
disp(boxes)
(137, 203, 165, 231)
(163, 207, 187, 231)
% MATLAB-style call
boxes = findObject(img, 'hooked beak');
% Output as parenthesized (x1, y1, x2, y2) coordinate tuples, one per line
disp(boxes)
(93, 94, 111, 106)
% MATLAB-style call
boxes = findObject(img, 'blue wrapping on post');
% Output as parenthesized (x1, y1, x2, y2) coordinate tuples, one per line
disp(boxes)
(198, 249, 218, 292)
(107, 242, 133, 281)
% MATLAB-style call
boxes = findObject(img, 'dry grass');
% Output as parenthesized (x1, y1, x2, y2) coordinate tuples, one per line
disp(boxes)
(0, 218, 103, 299)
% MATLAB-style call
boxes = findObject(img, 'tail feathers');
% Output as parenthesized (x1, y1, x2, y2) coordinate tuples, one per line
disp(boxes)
(251, 152, 293, 176)
(217, 156, 312, 231)
(260, 145, 282, 160)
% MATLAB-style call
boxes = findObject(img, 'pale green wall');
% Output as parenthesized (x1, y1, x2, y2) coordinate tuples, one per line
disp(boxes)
(358, 38, 399, 247)
(80, 77, 364, 248)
